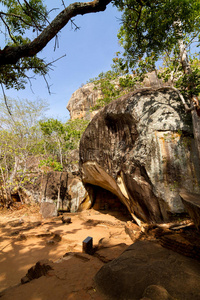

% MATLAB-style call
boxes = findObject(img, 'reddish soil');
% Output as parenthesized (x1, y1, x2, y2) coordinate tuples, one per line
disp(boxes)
(0, 204, 132, 300)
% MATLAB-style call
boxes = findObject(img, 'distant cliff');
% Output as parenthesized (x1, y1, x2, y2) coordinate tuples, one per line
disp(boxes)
(67, 72, 163, 121)
(67, 82, 102, 121)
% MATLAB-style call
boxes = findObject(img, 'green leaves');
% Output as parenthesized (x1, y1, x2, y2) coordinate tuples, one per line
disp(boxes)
(0, 0, 48, 89)
(114, 0, 200, 71)
(39, 157, 63, 172)
(2, 0, 48, 36)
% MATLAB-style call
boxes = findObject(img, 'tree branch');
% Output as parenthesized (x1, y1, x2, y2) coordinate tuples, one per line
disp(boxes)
(0, 0, 112, 66)
(161, 86, 194, 112)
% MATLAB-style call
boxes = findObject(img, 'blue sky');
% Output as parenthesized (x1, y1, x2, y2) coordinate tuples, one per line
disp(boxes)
(1, 1, 122, 121)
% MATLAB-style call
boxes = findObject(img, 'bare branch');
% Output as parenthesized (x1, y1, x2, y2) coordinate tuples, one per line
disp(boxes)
(71, 19, 80, 31)
(0, 15, 16, 43)
(1, 83, 12, 116)
(61, 0, 66, 8)
(161, 86, 194, 112)
(43, 75, 52, 94)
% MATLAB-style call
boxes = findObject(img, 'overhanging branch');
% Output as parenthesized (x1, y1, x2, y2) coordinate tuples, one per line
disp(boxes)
(0, 0, 112, 66)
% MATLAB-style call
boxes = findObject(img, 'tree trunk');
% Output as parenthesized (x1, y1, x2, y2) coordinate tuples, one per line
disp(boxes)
(57, 172, 63, 210)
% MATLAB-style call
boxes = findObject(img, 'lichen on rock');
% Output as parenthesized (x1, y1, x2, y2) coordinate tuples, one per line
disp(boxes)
(79, 88, 200, 223)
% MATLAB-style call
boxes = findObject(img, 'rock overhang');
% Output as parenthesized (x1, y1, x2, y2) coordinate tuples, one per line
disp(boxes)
(79, 88, 200, 224)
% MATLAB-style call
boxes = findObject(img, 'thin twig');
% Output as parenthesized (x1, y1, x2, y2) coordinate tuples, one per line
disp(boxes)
(0, 11, 33, 27)
(43, 75, 52, 94)
(0, 83, 12, 116)
(61, 0, 66, 8)
(71, 19, 80, 31)
(0, 15, 16, 43)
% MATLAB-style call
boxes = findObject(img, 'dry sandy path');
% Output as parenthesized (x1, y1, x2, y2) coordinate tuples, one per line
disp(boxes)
(0, 205, 132, 299)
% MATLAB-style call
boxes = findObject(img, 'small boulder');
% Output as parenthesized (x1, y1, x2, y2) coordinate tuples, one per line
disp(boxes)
(142, 285, 175, 300)
(61, 216, 72, 224)
(24, 259, 53, 282)
(40, 202, 57, 218)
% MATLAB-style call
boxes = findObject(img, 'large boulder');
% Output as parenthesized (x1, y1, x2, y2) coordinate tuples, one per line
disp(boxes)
(94, 240, 200, 300)
(79, 88, 200, 223)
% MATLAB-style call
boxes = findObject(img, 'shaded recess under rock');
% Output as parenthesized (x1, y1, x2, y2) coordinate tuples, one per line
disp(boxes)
(80, 88, 200, 224)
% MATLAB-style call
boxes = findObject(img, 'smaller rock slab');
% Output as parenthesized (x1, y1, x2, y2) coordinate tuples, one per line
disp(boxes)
(180, 191, 200, 230)
(40, 202, 57, 218)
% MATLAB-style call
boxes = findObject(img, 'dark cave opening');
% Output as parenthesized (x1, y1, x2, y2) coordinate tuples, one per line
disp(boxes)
(11, 192, 21, 202)
(87, 184, 132, 222)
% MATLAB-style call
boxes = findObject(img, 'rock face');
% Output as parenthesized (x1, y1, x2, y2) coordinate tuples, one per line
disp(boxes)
(67, 72, 163, 121)
(180, 190, 200, 230)
(94, 240, 200, 300)
(79, 88, 200, 223)
(67, 82, 102, 120)
(18, 171, 87, 214)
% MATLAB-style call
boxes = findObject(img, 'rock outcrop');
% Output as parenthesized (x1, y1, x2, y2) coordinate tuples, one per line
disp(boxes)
(67, 82, 102, 120)
(67, 72, 163, 121)
(94, 240, 200, 300)
(16, 170, 87, 214)
(79, 88, 200, 223)
(180, 190, 200, 230)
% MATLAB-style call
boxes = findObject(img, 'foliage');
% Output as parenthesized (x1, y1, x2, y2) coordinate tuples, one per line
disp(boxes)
(0, 96, 48, 206)
(114, 0, 200, 71)
(0, 97, 89, 206)
(0, 0, 49, 89)
(89, 66, 139, 110)
(39, 118, 89, 160)
(39, 157, 63, 172)
(88, 49, 158, 110)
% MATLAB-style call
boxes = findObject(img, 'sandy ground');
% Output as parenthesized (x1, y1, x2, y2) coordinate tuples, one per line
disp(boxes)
(0, 204, 133, 299)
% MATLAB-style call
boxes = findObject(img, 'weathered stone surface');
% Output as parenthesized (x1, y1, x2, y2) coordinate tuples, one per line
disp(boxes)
(18, 170, 88, 213)
(67, 177, 88, 212)
(94, 240, 200, 300)
(67, 72, 164, 121)
(141, 285, 175, 300)
(40, 202, 57, 218)
(80, 88, 200, 223)
(180, 190, 200, 230)
(67, 82, 102, 120)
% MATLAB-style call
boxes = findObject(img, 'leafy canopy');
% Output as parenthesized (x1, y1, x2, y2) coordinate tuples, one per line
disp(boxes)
(0, 0, 48, 89)
(115, 0, 200, 71)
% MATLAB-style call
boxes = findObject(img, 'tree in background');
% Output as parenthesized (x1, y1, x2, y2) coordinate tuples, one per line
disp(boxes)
(0, 97, 48, 206)
(39, 118, 89, 169)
